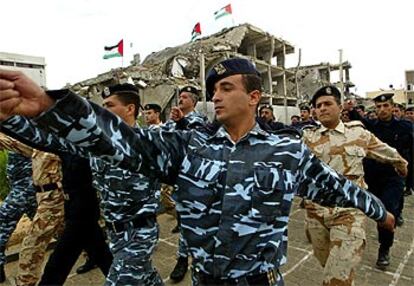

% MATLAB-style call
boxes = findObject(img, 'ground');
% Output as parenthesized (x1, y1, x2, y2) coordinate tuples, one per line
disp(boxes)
(2, 196, 413, 285)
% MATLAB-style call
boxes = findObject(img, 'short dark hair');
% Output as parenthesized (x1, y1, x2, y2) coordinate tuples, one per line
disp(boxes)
(241, 74, 262, 93)
(113, 92, 141, 118)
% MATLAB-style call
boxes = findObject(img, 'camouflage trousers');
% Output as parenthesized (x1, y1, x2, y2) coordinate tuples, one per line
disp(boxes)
(304, 201, 366, 286)
(16, 188, 65, 286)
(106, 221, 163, 286)
(0, 176, 37, 265)
(177, 230, 189, 258)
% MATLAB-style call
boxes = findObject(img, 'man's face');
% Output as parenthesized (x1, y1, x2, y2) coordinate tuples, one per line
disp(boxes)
(102, 95, 133, 123)
(314, 95, 341, 127)
(291, 117, 299, 125)
(392, 107, 403, 119)
(212, 74, 255, 124)
(144, 109, 160, 125)
(260, 107, 274, 123)
(405, 110, 414, 122)
(375, 101, 393, 121)
(300, 109, 310, 121)
(178, 92, 195, 112)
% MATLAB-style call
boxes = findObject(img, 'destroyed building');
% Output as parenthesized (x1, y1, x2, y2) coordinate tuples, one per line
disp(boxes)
(70, 23, 300, 122)
(287, 61, 354, 104)
(70, 23, 353, 123)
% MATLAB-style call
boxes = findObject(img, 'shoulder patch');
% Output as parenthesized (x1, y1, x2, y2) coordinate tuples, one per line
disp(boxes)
(345, 120, 365, 129)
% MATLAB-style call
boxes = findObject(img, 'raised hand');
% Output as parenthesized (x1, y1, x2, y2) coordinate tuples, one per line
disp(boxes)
(169, 106, 184, 122)
(0, 69, 54, 120)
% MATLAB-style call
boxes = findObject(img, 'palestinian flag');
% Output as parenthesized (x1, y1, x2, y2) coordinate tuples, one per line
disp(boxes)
(191, 22, 201, 41)
(214, 4, 232, 20)
(103, 39, 123, 59)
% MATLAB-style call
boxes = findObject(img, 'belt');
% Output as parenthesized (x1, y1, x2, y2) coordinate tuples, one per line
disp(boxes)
(106, 215, 156, 233)
(34, 182, 62, 193)
(197, 269, 279, 286)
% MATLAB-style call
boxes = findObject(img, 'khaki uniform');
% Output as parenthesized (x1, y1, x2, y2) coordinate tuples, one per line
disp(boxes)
(303, 121, 407, 286)
(159, 184, 176, 217)
(0, 134, 64, 286)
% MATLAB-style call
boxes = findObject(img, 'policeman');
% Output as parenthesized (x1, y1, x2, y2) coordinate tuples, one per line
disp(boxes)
(303, 85, 407, 285)
(165, 85, 206, 129)
(94, 84, 163, 286)
(348, 93, 413, 269)
(258, 105, 286, 130)
(144, 103, 163, 126)
(0, 147, 37, 283)
(0, 62, 396, 286)
(164, 85, 207, 283)
(296, 103, 318, 129)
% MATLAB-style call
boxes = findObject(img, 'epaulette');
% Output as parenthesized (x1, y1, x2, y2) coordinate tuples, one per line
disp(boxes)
(344, 120, 365, 129)
(272, 127, 303, 139)
(302, 124, 321, 131)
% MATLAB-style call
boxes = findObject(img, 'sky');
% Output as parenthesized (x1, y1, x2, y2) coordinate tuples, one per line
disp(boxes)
(1, 0, 413, 96)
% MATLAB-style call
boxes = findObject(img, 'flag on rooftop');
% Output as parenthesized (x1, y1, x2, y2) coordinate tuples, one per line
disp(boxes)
(103, 39, 123, 59)
(214, 4, 232, 20)
(191, 22, 201, 41)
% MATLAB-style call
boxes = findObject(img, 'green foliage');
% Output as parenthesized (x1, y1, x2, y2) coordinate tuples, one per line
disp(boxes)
(0, 151, 9, 200)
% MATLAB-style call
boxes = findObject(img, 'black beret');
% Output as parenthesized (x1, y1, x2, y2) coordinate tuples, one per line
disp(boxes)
(373, 93, 394, 103)
(101, 83, 139, 99)
(179, 85, 199, 95)
(144, 103, 162, 113)
(259, 105, 273, 113)
(311, 85, 341, 107)
(206, 58, 261, 99)
(299, 103, 311, 111)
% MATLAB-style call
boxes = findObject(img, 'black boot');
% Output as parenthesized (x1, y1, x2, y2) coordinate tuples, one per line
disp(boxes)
(76, 259, 97, 274)
(396, 215, 404, 227)
(0, 264, 5, 283)
(170, 256, 188, 282)
(376, 246, 390, 270)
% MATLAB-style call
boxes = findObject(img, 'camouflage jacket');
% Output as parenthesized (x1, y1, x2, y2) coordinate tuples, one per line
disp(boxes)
(90, 125, 160, 223)
(0, 90, 388, 279)
(303, 121, 407, 189)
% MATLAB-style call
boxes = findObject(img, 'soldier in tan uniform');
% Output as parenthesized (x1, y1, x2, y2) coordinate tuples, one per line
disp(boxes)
(0, 133, 64, 286)
(302, 86, 408, 286)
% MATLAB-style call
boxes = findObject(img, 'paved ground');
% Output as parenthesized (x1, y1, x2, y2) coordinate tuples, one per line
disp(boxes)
(2, 196, 414, 285)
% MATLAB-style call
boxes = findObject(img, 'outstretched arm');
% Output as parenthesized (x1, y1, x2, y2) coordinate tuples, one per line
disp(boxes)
(0, 69, 190, 184)
(296, 143, 394, 231)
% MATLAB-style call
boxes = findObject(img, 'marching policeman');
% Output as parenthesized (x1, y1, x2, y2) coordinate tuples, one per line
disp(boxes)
(348, 93, 413, 269)
(0, 62, 395, 286)
(303, 85, 407, 285)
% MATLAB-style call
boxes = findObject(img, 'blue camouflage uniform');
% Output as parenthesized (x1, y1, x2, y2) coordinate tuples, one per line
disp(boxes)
(0, 151, 37, 266)
(89, 123, 163, 286)
(163, 111, 207, 260)
(0, 87, 390, 285)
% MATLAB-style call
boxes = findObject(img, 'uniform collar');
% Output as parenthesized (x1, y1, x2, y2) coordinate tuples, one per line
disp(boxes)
(320, 120, 345, 134)
(208, 122, 269, 142)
